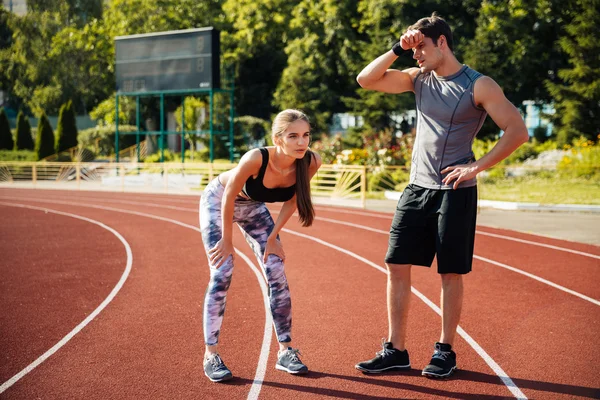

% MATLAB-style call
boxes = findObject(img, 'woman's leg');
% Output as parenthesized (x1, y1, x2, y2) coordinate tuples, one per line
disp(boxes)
(236, 202, 292, 348)
(199, 180, 235, 356)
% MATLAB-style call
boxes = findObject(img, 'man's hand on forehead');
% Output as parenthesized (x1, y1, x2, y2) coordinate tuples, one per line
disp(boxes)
(400, 29, 424, 51)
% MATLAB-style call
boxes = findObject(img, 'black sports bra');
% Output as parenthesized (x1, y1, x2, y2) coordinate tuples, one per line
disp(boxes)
(242, 148, 296, 203)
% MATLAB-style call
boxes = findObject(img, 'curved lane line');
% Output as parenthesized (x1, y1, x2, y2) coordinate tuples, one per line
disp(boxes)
(26, 194, 600, 260)
(0, 199, 273, 400)
(0, 203, 133, 395)
(2, 195, 596, 304)
(0, 196, 526, 398)
(234, 251, 273, 400)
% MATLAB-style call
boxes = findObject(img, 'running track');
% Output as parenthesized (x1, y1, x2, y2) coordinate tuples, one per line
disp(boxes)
(1, 188, 599, 400)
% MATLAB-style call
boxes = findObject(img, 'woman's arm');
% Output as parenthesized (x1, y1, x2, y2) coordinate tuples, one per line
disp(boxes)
(208, 150, 261, 268)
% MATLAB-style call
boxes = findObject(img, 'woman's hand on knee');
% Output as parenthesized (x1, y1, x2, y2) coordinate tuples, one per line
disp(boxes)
(264, 236, 285, 263)
(209, 239, 235, 268)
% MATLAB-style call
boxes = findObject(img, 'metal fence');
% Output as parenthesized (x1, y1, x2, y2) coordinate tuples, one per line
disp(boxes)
(0, 161, 596, 208)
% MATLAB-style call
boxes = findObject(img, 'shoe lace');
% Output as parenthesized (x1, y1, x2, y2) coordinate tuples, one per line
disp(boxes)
(284, 348, 302, 363)
(375, 339, 395, 358)
(432, 349, 451, 361)
(208, 354, 227, 371)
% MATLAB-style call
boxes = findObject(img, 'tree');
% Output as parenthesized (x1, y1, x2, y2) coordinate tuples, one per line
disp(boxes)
(35, 113, 55, 160)
(15, 111, 34, 150)
(546, 0, 600, 144)
(272, 0, 363, 133)
(221, 0, 292, 120)
(465, 0, 570, 107)
(0, 107, 13, 150)
(55, 100, 78, 153)
(27, 0, 103, 26)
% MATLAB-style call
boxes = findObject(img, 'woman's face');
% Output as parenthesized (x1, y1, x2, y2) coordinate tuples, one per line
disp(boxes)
(275, 119, 311, 159)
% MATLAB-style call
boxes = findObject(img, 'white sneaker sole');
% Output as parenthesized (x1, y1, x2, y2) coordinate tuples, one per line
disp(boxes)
(204, 370, 233, 382)
(355, 364, 411, 373)
(275, 364, 308, 374)
(422, 366, 457, 378)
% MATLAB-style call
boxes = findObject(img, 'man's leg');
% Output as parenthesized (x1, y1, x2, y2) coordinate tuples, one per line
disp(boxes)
(355, 262, 412, 373)
(440, 273, 463, 346)
(387, 263, 412, 350)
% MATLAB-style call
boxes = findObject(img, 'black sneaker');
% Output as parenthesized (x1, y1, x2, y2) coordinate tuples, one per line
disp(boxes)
(422, 342, 457, 378)
(355, 341, 411, 373)
(276, 347, 309, 374)
(204, 354, 233, 382)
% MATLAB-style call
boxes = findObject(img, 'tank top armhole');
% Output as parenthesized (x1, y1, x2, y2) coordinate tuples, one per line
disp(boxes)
(469, 74, 486, 111)
(413, 70, 423, 87)
(258, 148, 269, 178)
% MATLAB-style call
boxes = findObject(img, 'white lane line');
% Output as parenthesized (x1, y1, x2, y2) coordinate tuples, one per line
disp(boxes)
(235, 251, 272, 400)
(299, 214, 600, 307)
(474, 255, 600, 306)
(2, 195, 596, 305)
(0, 196, 525, 399)
(476, 231, 600, 260)
(14, 194, 599, 261)
(0, 203, 133, 395)
(313, 206, 600, 261)
(281, 228, 527, 400)
(0, 198, 272, 399)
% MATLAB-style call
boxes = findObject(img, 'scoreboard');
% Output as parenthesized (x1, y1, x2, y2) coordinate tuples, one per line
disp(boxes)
(115, 27, 220, 93)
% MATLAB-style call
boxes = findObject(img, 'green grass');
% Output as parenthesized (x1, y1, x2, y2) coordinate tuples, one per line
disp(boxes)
(479, 177, 600, 205)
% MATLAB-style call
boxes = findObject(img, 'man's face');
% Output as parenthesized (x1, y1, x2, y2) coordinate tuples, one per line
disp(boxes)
(412, 36, 443, 73)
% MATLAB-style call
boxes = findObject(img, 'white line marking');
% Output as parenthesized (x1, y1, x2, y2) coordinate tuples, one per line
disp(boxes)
(474, 255, 600, 306)
(235, 251, 272, 400)
(0, 199, 272, 399)
(2, 195, 597, 304)
(301, 214, 600, 306)
(312, 206, 600, 260)
(7, 193, 598, 260)
(0, 203, 133, 395)
(281, 228, 527, 400)
(476, 231, 600, 260)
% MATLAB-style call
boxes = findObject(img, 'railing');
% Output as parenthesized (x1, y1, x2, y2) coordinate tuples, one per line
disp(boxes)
(0, 161, 596, 208)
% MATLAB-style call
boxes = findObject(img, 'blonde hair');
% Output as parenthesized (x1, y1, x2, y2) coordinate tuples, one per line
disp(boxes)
(272, 109, 315, 227)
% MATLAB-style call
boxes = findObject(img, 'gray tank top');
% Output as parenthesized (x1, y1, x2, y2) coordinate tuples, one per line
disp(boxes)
(411, 65, 487, 189)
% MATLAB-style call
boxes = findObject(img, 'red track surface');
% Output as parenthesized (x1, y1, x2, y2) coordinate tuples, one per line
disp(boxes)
(1, 188, 599, 400)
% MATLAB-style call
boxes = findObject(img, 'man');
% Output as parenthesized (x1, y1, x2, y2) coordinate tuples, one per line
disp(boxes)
(354, 13, 528, 378)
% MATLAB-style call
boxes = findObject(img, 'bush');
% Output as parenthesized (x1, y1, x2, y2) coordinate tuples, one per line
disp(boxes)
(0, 107, 13, 150)
(15, 111, 34, 150)
(557, 136, 600, 179)
(55, 100, 78, 153)
(368, 167, 410, 191)
(35, 113, 55, 160)
(78, 125, 138, 156)
(0, 149, 38, 161)
(144, 150, 177, 163)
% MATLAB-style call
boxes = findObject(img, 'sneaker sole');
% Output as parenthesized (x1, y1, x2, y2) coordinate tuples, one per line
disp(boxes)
(422, 366, 457, 379)
(355, 364, 411, 374)
(204, 371, 233, 382)
(275, 364, 309, 374)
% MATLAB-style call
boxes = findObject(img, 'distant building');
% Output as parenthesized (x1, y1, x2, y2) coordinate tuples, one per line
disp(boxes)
(523, 100, 554, 137)
(2, 0, 27, 15)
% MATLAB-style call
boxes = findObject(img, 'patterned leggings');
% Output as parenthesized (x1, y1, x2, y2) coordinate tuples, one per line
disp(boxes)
(199, 177, 292, 346)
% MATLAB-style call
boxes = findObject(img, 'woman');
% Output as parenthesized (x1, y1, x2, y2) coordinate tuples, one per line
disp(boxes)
(199, 109, 322, 382)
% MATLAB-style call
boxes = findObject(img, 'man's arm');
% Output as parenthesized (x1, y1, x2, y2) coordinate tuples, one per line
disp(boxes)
(442, 76, 529, 188)
(356, 30, 423, 93)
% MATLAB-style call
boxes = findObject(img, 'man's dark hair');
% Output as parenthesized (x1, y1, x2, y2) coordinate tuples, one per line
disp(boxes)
(408, 12, 454, 51)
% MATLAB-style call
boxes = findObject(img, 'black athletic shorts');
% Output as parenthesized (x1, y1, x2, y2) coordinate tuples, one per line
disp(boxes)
(384, 184, 477, 274)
